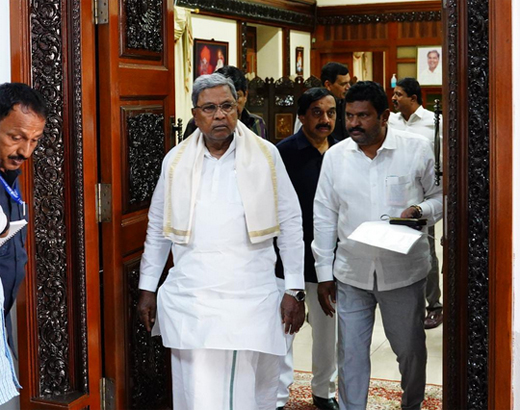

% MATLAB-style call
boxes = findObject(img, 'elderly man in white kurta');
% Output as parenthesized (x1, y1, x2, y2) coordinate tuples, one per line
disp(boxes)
(137, 73, 305, 410)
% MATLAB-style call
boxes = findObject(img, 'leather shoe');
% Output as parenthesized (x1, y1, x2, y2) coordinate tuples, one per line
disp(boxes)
(312, 395, 339, 410)
(424, 309, 443, 329)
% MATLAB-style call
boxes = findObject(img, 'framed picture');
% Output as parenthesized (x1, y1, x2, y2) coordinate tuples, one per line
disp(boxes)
(275, 113, 293, 140)
(295, 47, 304, 77)
(193, 39, 229, 80)
(417, 46, 442, 86)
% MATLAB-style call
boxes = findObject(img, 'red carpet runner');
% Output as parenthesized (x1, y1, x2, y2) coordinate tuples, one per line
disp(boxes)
(285, 371, 442, 409)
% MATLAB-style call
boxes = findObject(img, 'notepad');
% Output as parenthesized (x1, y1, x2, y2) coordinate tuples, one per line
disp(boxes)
(0, 220, 28, 247)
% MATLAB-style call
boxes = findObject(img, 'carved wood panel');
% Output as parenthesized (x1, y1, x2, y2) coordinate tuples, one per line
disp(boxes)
(466, 0, 489, 407)
(176, 0, 314, 29)
(30, 0, 90, 398)
(125, 259, 171, 409)
(444, 0, 490, 408)
(121, 0, 164, 60)
(121, 106, 165, 214)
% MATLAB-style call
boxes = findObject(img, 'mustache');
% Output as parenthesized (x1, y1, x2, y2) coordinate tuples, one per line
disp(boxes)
(348, 127, 365, 134)
(8, 155, 27, 161)
(315, 124, 331, 130)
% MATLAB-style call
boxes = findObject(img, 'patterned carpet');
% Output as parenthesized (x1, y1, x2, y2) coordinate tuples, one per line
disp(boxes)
(284, 371, 442, 409)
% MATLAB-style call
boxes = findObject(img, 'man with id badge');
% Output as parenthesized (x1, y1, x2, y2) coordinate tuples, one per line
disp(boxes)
(312, 81, 442, 410)
(0, 82, 47, 343)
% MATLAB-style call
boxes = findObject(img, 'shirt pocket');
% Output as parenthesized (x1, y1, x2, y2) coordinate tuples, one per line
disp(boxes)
(385, 174, 413, 207)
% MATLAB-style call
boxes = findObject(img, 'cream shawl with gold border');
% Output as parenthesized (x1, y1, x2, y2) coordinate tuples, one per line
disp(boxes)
(163, 120, 280, 244)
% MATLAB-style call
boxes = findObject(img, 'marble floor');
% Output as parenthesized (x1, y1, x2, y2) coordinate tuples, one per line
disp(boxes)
(293, 221, 444, 387)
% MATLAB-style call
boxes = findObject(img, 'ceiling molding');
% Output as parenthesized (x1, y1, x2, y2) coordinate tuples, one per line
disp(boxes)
(177, 0, 315, 30)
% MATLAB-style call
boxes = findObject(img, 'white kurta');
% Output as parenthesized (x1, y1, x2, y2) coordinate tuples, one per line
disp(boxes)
(139, 137, 304, 356)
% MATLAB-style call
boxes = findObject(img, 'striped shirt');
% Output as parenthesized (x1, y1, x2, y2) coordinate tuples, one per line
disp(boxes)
(0, 280, 20, 405)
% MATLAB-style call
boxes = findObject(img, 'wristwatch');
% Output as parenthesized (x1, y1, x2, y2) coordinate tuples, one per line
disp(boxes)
(410, 204, 423, 218)
(285, 289, 305, 302)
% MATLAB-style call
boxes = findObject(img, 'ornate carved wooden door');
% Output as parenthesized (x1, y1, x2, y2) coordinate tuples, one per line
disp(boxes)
(97, 1, 175, 408)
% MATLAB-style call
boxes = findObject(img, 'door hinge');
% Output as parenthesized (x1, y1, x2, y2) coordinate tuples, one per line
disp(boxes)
(94, 0, 109, 25)
(96, 183, 112, 223)
(100, 377, 115, 410)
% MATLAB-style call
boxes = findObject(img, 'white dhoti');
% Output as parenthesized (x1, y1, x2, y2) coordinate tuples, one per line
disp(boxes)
(139, 133, 305, 410)
(171, 348, 280, 410)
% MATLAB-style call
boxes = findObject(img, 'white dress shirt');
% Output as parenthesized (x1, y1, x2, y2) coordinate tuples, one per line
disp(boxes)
(312, 127, 442, 292)
(389, 106, 442, 144)
(139, 136, 304, 355)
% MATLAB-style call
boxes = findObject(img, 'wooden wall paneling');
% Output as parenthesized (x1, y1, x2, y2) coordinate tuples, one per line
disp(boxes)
(10, 0, 102, 408)
(238, 21, 248, 72)
(313, 2, 442, 107)
(386, 22, 398, 96)
(488, 0, 513, 408)
(272, 77, 297, 143)
(317, 1, 441, 20)
(283, 27, 290, 77)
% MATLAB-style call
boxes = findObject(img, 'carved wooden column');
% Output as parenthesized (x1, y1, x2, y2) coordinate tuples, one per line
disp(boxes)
(444, 0, 491, 408)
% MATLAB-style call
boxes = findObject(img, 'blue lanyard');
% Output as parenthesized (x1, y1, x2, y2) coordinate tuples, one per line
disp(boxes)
(0, 174, 26, 216)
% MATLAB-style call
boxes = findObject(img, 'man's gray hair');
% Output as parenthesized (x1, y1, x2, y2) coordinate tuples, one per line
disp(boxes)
(192, 73, 237, 107)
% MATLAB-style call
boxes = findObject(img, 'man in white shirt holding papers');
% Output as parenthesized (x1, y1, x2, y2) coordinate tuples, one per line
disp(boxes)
(312, 81, 442, 410)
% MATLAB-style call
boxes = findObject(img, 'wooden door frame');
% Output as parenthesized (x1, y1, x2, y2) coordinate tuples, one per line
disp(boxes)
(8, 0, 514, 409)
(443, 0, 512, 408)
(9, 0, 101, 408)
(487, 0, 512, 407)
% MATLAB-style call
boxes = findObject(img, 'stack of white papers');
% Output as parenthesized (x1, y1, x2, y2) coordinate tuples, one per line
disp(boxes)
(348, 221, 423, 254)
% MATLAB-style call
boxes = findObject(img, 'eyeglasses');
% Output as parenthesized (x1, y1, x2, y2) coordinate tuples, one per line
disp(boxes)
(194, 101, 237, 115)
(310, 108, 337, 118)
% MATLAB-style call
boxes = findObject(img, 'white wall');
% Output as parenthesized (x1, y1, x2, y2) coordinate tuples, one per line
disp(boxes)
(254, 25, 283, 79)
(0, 1, 10, 83)
(191, 14, 238, 67)
(513, 0, 520, 406)
(290, 30, 311, 79)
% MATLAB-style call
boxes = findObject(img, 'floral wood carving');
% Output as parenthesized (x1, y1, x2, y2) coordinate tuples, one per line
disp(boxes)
(125, 0, 164, 52)
(127, 113, 165, 206)
(30, 0, 71, 395)
(466, 0, 489, 407)
(274, 77, 295, 107)
(127, 261, 170, 409)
